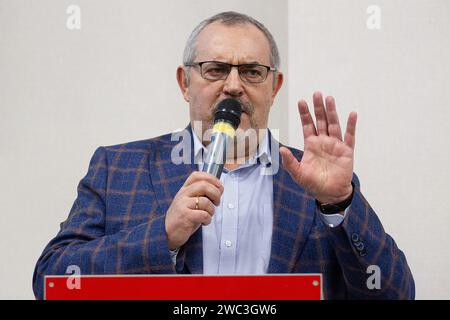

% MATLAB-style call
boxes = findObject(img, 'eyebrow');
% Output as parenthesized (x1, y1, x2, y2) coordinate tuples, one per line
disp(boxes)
(245, 61, 261, 64)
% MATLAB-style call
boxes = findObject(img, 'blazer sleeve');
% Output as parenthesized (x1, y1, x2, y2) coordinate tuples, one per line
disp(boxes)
(325, 174, 415, 299)
(32, 147, 175, 300)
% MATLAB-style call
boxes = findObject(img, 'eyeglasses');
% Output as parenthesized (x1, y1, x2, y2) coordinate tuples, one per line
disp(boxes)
(185, 61, 277, 83)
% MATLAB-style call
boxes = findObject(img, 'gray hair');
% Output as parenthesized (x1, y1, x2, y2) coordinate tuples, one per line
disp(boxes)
(183, 11, 280, 70)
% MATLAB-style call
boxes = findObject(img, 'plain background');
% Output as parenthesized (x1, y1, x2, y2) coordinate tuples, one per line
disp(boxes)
(0, 0, 449, 299)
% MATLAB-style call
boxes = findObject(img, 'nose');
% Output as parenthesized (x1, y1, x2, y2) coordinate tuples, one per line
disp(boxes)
(222, 67, 244, 98)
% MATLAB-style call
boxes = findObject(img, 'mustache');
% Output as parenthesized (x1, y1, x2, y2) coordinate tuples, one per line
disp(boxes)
(211, 99, 254, 118)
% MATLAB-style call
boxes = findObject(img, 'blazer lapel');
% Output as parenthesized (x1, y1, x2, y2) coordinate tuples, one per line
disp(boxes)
(267, 138, 316, 273)
(148, 124, 203, 274)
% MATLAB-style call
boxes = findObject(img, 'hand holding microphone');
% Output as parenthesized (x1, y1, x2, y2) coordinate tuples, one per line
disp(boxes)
(165, 99, 242, 250)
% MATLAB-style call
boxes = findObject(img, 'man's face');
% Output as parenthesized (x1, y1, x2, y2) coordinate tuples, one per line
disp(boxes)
(177, 22, 283, 150)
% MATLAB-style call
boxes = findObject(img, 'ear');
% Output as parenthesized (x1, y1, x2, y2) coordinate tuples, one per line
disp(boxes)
(271, 71, 284, 100)
(176, 66, 190, 102)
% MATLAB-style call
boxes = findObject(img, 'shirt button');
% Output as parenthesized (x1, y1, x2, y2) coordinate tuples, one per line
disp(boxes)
(225, 240, 232, 247)
(227, 203, 235, 209)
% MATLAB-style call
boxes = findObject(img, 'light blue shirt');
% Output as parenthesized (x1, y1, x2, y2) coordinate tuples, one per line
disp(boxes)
(170, 130, 347, 272)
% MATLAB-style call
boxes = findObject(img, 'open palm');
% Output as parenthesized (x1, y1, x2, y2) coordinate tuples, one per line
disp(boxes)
(280, 92, 357, 204)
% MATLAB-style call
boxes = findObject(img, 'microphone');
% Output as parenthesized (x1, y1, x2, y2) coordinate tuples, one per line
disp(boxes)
(202, 98, 242, 179)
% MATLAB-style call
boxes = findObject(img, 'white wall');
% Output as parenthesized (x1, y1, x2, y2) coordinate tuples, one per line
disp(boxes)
(0, 0, 287, 299)
(288, 0, 450, 299)
(1, 0, 449, 299)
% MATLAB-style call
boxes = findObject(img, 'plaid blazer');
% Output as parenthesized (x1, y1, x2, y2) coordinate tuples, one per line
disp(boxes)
(33, 126, 415, 300)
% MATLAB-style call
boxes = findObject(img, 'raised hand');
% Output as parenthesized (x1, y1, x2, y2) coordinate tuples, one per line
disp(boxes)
(280, 91, 357, 204)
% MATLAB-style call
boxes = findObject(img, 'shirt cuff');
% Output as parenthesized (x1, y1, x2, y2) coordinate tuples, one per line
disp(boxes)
(319, 207, 349, 228)
(169, 248, 180, 265)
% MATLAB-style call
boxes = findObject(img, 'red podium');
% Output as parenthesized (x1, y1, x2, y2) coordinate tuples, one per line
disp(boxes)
(44, 274, 322, 300)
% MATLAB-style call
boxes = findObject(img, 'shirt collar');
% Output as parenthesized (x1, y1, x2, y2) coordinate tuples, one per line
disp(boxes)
(192, 128, 272, 167)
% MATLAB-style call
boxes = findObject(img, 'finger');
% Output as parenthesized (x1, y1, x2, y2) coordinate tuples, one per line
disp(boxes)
(189, 210, 212, 226)
(298, 99, 317, 138)
(188, 196, 216, 216)
(344, 112, 358, 149)
(325, 96, 343, 141)
(186, 181, 223, 206)
(183, 171, 223, 192)
(313, 91, 329, 135)
(279, 146, 302, 183)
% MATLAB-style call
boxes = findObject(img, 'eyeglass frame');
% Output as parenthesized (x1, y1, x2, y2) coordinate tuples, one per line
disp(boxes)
(184, 60, 278, 83)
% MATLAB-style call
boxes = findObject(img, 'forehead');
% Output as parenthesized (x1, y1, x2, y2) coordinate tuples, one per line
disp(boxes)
(195, 22, 272, 65)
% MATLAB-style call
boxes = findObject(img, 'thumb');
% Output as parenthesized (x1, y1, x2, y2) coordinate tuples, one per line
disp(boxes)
(279, 146, 301, 182)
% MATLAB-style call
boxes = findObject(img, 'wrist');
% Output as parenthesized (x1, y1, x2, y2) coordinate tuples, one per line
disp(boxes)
(316, 184, 353, 204)
(316, 183, 354, 215)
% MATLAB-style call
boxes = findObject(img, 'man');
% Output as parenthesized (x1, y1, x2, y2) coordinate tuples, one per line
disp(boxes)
(33, 11, 414, 299)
